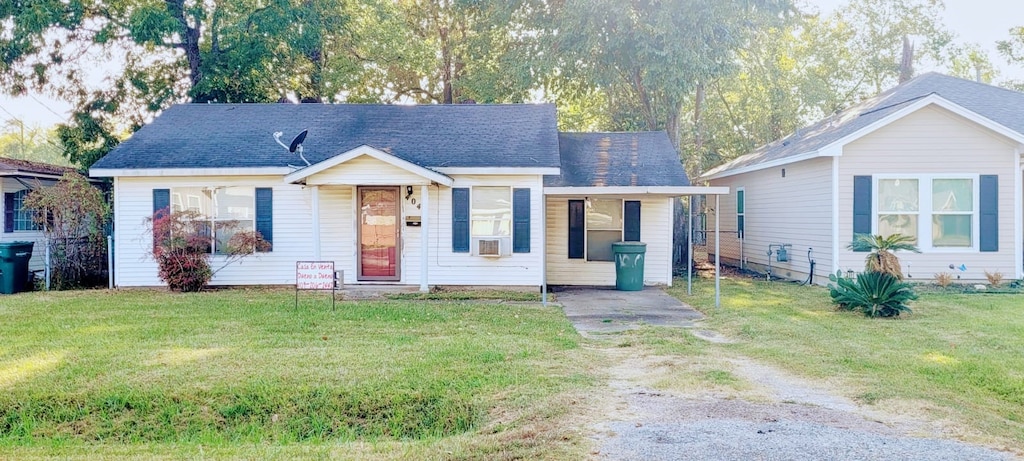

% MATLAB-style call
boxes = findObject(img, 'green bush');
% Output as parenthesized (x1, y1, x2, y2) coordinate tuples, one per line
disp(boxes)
(827, 270, 917, 318)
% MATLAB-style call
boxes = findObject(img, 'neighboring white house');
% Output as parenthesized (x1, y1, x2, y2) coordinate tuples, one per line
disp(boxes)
(1, 158, 86, 273)
(89, 103, 723, 290)
(702, 73, 1024, 284)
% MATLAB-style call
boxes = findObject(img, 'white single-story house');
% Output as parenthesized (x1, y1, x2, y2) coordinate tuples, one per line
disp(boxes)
(702, 73, 1024, 283)
(1, 157, 87, 273)
(89, 103, 723, 290)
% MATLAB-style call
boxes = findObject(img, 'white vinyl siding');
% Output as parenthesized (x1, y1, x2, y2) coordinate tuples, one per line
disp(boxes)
(114, 176, 312, 287)
(306, 155, 433, 185)
(838, 105, 1018, 280)
(428, 175, 544, 286)
(708, 157, 834, 284)
(111, 170, 545, 287)
(546, 195, 673, 286)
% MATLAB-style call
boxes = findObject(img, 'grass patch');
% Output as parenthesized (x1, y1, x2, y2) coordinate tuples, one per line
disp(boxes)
(385, 289, 541, 302)
(664, 276, 1024, 449)
(0, 288, 591, 457)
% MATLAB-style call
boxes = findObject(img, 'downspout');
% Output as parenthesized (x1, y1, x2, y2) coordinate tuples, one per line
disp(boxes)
(420, 184, 429, 292)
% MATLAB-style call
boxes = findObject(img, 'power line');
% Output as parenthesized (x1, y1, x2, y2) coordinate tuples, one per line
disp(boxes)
(0, 103, 18, 120)
(28, 94, 68, 119)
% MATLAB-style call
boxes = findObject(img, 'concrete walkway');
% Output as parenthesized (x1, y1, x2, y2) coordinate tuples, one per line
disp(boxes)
(555, 287, 703, 335)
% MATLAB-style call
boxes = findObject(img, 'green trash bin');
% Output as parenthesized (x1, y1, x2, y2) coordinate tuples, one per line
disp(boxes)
(0, 241, 34, 294)
(612, 241, 646, 291)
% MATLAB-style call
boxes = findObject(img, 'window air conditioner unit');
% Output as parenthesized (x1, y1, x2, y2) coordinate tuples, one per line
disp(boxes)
(474, 238, 506, 257)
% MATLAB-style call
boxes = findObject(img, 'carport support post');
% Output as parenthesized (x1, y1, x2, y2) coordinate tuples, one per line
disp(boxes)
(420, 184, 429, 292)
(687, 196, 693, 296)
(715, 194, 721, 309)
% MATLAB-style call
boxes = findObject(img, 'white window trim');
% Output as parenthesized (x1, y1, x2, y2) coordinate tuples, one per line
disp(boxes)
(11, 189, 42, 232)
(171, 186, 258, 256)
(872, 174, 980, 252)
(470, 185, 513, 239)
(583, 198, 625, 262)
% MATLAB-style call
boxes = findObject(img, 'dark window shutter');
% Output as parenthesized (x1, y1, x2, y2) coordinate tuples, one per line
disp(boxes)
(980, 175, 998, 252)
(452, 188, 470, 253)
(736, 190, 745, 214)
(3, 193, 14, 233)
(152, 189, 170, 250)
(852, 176, 872, 252)
(624, 200, 641, 242)
(737, 216, 745, 237)
(512, 188, 530, 253)
(255, 187, 273, 251)
(568, 200, 585, 259)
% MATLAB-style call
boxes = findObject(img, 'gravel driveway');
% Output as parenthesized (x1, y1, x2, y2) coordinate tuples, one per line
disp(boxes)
(556, 289, 1019, 460)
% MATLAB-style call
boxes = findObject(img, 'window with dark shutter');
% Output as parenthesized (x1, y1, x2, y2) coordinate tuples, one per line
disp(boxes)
(736, 189, 745, 238)
(568, 200, 585, 259)
(3, 193, 14, 233)
(512, 188, 530, 253)
(624, 200, 641, 242)
(979, 175, 998, 252)
(452, 188, 470, 252)
(255, 187, 273, 251)
(852, 176, 872, 252)
(152, 189, 170, 250)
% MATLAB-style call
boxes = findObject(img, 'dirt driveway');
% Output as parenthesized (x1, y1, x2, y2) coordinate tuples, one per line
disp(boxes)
(555, 289, 1018, 460)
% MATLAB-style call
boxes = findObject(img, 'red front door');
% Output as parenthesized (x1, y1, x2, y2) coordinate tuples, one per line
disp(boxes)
(357, 187, 400, 281)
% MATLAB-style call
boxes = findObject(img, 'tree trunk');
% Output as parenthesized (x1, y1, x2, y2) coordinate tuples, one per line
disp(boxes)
(168, 0, 203, 90)
(440, 26, 453, 104)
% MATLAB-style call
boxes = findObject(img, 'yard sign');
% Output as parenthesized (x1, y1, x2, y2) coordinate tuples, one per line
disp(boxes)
(295, 261, 338, 309)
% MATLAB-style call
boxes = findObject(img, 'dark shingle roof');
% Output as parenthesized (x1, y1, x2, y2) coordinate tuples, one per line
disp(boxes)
(545, 132, 690, 187)
(0, 157, 78, 177)
(704, 73, 1024, 178)
(91, 103, 560, 170)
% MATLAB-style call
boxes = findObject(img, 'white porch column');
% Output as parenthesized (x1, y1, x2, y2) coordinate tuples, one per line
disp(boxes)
(420, 184, 430, 292)
(311, 185, 321, 260)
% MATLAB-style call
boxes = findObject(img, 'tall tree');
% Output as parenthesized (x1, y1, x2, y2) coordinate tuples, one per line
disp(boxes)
(997, 26, 1024, 90)
(683, 0, 959, 173)
(2, 0, 355, 168)
(542, 0, 792, 151)
(0, 121, 69, 166)
(344, 0, 539, 104)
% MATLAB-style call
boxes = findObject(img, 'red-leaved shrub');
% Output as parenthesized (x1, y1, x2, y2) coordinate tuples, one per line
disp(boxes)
(149, 210, 269, 292)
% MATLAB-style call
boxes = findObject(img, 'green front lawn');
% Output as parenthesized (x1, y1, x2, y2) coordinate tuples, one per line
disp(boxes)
(0, 289, 594, 459)
(663, 276, 1024, 450)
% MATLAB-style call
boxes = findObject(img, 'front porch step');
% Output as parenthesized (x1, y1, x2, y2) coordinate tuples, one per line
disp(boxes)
(339, 285, 422, 300)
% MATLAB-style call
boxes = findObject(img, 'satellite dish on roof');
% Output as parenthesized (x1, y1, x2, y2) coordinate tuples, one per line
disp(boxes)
(288, 130, 308, 153)
(273, 129, 311, 167)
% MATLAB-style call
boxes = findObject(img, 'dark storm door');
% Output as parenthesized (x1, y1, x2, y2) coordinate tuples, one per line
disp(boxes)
(357, 186, 401, 281)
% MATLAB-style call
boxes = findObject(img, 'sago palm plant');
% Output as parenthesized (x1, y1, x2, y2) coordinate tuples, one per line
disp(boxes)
(847, 234, 920, 280)
(828, 271, 917, 318)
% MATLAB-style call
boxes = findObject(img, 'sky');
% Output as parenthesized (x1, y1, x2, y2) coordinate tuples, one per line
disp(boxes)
(1, 0, 1023, 128)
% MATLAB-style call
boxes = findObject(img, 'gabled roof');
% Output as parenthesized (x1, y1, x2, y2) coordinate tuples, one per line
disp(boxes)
(283, 145, 453, 186)
(703, 73, 1024, 180)
(545, 132, 690, 188)
(90, 103, 560, 172)
(0, 157, 79, 179)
